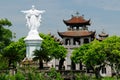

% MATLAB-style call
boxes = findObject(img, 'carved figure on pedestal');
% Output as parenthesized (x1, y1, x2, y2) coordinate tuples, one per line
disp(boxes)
(21, 5, 45, 36)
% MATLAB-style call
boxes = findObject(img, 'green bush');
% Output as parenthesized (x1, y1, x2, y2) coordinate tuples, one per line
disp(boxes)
(26, 68, 46, 80)
(15, 71, 25, 80)
(0, 58, 8, 70)
(48, 68, 64, 80)
(0, 73, 8, 80)
(0, 67, 85, 80)
(75, 73, 91, 80)
(35, 73, 46, 80)
(102, 77, 118, 80)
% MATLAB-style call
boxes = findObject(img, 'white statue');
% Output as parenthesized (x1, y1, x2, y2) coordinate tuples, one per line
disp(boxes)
(21, 5, 45, 32)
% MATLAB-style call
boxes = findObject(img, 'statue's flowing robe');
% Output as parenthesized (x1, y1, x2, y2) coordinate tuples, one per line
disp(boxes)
(22, 9, 45, 31)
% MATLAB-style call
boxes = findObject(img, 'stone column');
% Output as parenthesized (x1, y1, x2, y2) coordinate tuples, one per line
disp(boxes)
(76, 64, 80, 70)
(70, 38, 74, 45)
(63, 38, 66, 45)
(80, 38, 84, 45)
(65, 49, 72, 70)
(25, 39, 42, 60)
(89, 37, 91, 42)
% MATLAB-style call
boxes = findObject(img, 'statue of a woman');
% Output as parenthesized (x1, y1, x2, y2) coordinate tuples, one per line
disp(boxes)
(21, 5, 45, 31)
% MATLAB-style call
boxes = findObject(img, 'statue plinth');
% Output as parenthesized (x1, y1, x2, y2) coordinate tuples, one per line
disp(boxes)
(24, 30, 43, 41)
(25, 39, 42, 60)
(24, 30, 43, 60)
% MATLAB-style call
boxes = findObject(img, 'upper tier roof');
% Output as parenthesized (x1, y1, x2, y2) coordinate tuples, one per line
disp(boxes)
(58, 30, 95, 38)
(63, 15, 90, 26)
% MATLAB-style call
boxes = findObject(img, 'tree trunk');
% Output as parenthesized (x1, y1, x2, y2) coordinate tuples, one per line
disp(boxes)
(39, 60, 43, 69)
(115, 64, 120, 79)
(79, 61, 82, 70)
(59, 58, 65, 70)
(71, 61, 76, 70)
(8, 59, 12, 67)
(94, 67, 101, 79)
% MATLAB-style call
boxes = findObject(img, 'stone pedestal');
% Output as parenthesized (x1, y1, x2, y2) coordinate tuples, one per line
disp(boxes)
(24, 30, 43, 60)
(25, 40, 42, 60)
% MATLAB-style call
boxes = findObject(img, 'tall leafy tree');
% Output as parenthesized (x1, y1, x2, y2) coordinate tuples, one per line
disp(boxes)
(33, 33, 67, 69)
(40, 33, 67, 59)
(102, 36, 120, 77)
(72, 36, 120, 78)
(71, 40, 106, 79)
(0, 18, 12, 54)
(33, 48, 50, 69)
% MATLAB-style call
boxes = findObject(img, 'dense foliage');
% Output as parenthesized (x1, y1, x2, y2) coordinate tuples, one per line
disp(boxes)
(0, 18, 13, 69)
(2, 38, 26, 68)
(102, 36, 120, 78)
(0, 18, 12, 54)
(71, 36, 120, 79)
(33, 33, 67, 69)
(40, 33, 67, 59)
(0, 68, 63, 80)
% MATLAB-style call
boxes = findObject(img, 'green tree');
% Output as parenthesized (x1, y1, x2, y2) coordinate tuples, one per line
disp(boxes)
(33, 48, 50, 69)
(72, 36, 120, 79)
(0, 18, 13, 69)
(41, 33, 67, 59)
(0, 18, 12, 54)
(102, 36, 120, 77)
(0, 57, 8, 70)
(48, 68, 64, 80)
(2, 37, 26, 68)
(33, 33, 67, 69)
(71, 40, 106, 79)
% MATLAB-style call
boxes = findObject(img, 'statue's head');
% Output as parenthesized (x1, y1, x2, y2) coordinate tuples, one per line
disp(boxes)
(32, 5, 35, 10)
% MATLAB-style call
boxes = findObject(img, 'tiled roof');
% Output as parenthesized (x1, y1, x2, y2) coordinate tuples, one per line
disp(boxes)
(99, 33, 109, 37)
(63, 16, 90, 26)
(58, 30, 95, 38)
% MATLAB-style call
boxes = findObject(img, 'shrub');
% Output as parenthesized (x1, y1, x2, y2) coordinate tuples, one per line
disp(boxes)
(48, 68, 64, 80)
(0, 73, 8, 80)
(15, 71, 25, 80)
(75, 73, 90, 80)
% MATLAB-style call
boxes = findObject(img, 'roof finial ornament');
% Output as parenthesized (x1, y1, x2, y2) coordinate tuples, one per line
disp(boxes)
(76, 11, 79, 17)
(71, 14, 74, 18)
(82, 14, 84, 17)
(32, 5, 35, 10)
(102, 29, 105, 34)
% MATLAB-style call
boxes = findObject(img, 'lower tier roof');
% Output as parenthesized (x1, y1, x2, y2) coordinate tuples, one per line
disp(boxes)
(58, 30, 95, 38)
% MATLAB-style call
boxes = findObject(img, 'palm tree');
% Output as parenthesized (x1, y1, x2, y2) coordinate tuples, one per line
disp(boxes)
(2, 39, 25, 68)
(3, 45, 21, 68)
(33, 48, 51, 69)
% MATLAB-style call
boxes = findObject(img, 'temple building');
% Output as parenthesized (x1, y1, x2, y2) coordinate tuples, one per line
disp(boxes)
(57, 12, 95, 70)
(49, 12, 111, 76)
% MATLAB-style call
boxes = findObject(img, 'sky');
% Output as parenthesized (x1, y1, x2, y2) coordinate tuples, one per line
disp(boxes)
(0, 0, 120, 40)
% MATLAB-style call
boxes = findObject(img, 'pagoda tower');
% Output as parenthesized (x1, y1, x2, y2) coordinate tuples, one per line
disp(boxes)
(58, 12, 95, 70)
(97, 30, 109, 41)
